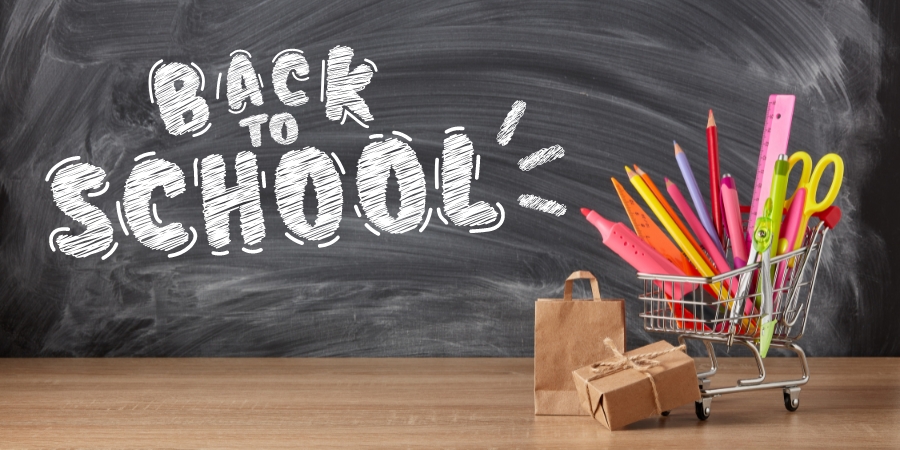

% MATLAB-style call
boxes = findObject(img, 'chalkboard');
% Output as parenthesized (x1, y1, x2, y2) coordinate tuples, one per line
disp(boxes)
(1, 0, 897, 356)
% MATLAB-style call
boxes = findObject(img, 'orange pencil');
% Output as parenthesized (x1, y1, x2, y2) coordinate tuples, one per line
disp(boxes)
(633, 165, 717, 272)
(611, 177, 701, 277)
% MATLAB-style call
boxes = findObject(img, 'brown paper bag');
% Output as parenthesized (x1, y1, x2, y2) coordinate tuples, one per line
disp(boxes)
(534, 271, 625, 415)
(571, 340, 701, 430)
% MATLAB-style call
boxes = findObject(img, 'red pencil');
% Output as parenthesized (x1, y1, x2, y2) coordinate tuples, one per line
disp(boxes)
(706, 110, 723, 244)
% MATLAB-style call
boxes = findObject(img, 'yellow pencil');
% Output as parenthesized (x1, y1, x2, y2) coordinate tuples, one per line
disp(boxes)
(626, 167, 725, 297)
(633, 165, 716, 272)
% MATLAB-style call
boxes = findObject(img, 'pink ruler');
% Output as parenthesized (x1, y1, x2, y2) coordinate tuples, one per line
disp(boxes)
(746, 95, 795, 249)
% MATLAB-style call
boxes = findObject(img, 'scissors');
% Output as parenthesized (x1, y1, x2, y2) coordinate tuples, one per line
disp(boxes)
(781, 151, 844, 252)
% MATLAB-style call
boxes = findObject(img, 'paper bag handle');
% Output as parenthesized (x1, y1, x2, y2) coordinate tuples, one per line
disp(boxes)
(563, 271, 602, 301)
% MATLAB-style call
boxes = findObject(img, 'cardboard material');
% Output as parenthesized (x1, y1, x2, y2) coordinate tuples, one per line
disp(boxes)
(572, 340, 701, 430)
(534, 271, 625, 415)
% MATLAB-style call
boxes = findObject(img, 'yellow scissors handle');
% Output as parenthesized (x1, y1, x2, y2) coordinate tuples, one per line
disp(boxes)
(785, 151, 812, 208)
(804, 153, 844, 215)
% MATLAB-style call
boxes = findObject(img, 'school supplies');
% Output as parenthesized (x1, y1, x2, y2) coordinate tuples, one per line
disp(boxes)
(768, 154, 790, 255)
(771, 206, 842, 317)
(739, 160, 789, 333)
(753, 199, 776, 358)
(777, 151, 812, 255)
(782, 151, 845, 252)
(747, 95, 795, 251)
(581, 208, 697, 300)
(611, 178, 700, 277)
(673, 142, 727, 259)
(639, 196, 839, 419)
(633, 165, 716, 271)
(665, 179, 731, 273)
(585, 97, 845, 420)
(720, 175, 748, 267)
(778, 188, 805, 257)
(707, 110, 723, 243)
(625, 168, 726, 298)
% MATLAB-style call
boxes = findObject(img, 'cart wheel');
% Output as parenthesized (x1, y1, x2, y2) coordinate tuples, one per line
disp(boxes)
(695, 401, 710, 420)
(784, 392, 800, 412)
(661, 410, 670, 416)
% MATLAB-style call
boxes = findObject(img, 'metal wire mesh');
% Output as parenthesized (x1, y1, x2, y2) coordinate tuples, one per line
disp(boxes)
(639, 222, 828, 344)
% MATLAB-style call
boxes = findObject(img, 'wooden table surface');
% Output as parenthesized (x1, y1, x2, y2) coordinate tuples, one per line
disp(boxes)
(0, 358, 897, 448)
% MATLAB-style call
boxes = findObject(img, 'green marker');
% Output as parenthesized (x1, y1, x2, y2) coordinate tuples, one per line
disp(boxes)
(769, 154, 790, 256)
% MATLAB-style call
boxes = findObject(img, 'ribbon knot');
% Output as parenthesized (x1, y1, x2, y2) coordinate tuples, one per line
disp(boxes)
(585, 338, 686, 416)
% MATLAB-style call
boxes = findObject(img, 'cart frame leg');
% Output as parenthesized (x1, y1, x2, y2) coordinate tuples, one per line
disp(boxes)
(679, 335, 810, 397)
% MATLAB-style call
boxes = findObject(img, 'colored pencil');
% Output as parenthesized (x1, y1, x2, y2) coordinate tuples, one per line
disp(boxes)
(626, 167, 726, 298)
(666, 178, 732, 273)
(673, 142, 728, 260)
(632, 165, 717, 272)
(707, 110, 723, 243)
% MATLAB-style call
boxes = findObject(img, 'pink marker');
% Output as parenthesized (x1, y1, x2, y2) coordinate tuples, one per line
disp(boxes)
(665, 179, 732, 274)
(581, 208, 696, 300)
(778, 187, 806, 257)
(720, 175, 747, 268)
(582, 208, 707, 330)
(773, 187, 806, 293)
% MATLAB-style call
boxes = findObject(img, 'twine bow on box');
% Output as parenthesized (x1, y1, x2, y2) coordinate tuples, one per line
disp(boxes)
(585, 338, 687, 416)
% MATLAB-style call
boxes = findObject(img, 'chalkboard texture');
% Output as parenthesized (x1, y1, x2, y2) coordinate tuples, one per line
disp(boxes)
(1, 0, 898, 356)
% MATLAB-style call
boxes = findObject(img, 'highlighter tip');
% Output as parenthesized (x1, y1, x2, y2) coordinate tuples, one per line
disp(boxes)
(721, 176, 734, 189)
(580, 207, 591, 217)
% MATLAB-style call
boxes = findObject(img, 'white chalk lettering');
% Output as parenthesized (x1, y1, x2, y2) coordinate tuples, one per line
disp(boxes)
(50, 163, 114, 258)
(269, 112, 299, 146)
(325, 46, 374, 123)
(272, 50, 310, 107)
(200, 152, 266, 248)
(227, 53, 264, 112)
(123, 158, 189, 251)
(239, 114, 269, 148)
(275, 147, 343, 241)
(152, 62, 210, 136)
(441, 133, 498, 226)
(356, 137, 425, 234)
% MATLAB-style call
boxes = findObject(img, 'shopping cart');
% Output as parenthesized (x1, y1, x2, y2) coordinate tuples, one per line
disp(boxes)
(638, 206, 840, 420)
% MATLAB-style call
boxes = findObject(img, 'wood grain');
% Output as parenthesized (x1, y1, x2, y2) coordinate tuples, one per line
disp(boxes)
(0, 358, 897, 448)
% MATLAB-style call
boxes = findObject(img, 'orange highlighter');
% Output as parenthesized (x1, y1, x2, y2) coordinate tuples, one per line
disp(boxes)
(611, 177, 701, 277)
(633, 165, 717, 272)
(626, 167, 727, 300)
